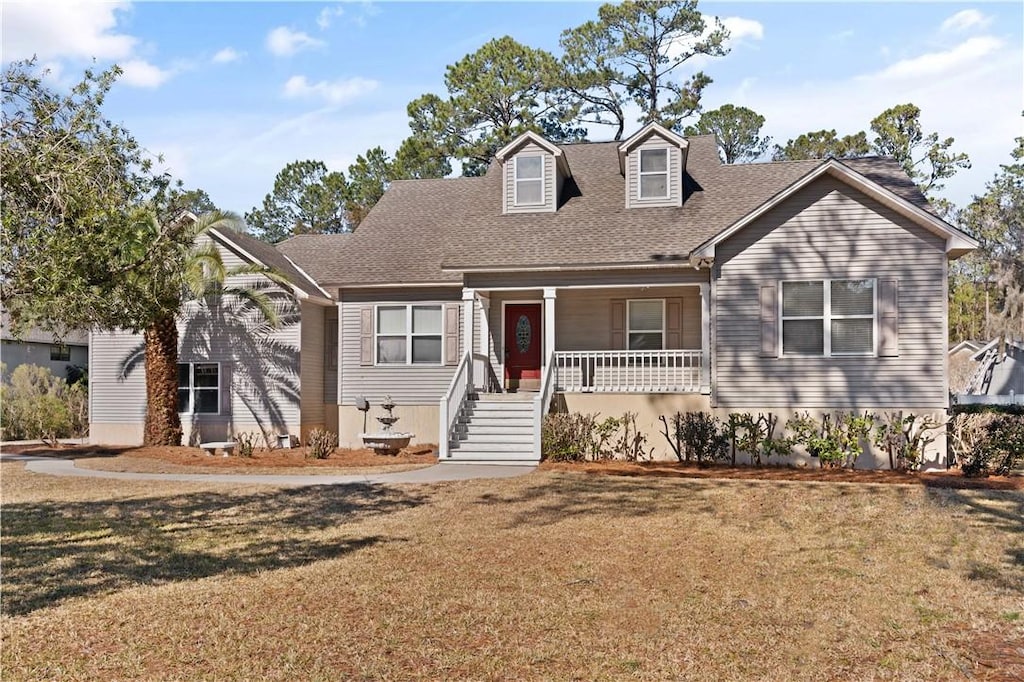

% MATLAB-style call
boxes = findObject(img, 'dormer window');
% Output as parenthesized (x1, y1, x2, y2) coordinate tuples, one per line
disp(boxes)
(638, 149, 669, 199)
(515, 155, 544, 206)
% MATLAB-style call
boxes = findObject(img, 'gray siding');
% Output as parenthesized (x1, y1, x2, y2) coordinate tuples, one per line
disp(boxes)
(985, 344, 1024, 396)
(503, 142, 557, 214)
(713, 176, 948, 409)
(339, 288, 463, 405)
(90, 236, 305, 439)
(1, 340, 88, 380)
(625, 136, 682, 209)
(300, 302, 326, 428)
(325, 306, 339, 404)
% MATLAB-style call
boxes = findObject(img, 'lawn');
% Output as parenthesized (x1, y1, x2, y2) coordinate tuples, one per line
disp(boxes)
(2, 461, 1022, 680)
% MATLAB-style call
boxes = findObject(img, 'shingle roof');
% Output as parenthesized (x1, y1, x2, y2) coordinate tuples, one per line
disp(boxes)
(278, 134, 934, 285)
(213, 227, 330, 299)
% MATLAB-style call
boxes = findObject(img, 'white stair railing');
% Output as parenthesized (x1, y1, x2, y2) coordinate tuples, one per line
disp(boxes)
(966, 347, 998, 395)
(554, 350, 702, 393)
(439, 352, 472, 459)
(533, 352, 557, 460)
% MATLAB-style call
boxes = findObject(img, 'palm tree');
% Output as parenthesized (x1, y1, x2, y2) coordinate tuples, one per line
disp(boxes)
(127, 209, 289, 446)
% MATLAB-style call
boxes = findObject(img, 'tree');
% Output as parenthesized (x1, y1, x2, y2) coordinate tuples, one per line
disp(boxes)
(345, 147, 392, 228)
(954, 136, 1024, 340)
(591, 0, 729, 130)
(870, 103, 971, 195)
(392, 135, 451, 180)
(684, 104, 770, 163)
(772, 129, 870, 161)
(245, 160, 348, 242)
(407, 36, 579, 174)
(1, 60, 167, 336)
(556, 19, 629, 140)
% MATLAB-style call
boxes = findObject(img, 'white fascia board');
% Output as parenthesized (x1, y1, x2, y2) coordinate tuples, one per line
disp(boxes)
(206, 227, 312, 302)
(690, 160, 980, 262)
(495, 131, 563, 161)
(279, 253, 334, 300)
(617, 122, 688, 174)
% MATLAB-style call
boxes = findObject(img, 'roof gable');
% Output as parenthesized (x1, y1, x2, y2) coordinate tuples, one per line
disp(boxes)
(617, 122, 689, 175)
(690, 159, 978, 264)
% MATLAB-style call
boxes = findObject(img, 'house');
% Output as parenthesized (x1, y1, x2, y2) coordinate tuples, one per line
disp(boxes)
(1, 312, 88, 380)
(88, 227, 339, 446)
(948, 340, 982, 393)
(89, 123, 978, 468)
(956, 338, 1024, 404)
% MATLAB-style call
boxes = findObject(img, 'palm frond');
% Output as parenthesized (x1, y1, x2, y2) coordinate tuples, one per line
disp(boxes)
(222, 285, 281, 328)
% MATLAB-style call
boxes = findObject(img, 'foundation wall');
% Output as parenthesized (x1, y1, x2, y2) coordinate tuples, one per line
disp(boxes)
(336, 403, 440, 450)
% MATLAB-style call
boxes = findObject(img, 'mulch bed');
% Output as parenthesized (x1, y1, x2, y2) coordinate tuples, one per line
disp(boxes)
(539, 460, 1024, 491)
(2, 444, 438, 469)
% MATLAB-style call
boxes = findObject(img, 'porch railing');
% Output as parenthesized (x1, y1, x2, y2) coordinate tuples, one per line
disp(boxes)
(554, 350, 702, 393)
(533, 351, 557, 460)
(439, 351, 472, 459)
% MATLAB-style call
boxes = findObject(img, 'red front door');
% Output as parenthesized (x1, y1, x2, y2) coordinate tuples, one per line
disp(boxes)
(504, 303, 542, 390)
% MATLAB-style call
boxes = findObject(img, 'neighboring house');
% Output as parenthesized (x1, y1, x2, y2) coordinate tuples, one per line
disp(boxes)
(90, 123, 978, 468)
(948, 340, 982, 394)
(956, 338, 1024, 404)
(88, 227, 338, 446)
(1, 312, 88, 379)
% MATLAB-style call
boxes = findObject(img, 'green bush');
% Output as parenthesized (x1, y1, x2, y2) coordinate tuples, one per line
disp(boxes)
(659, 411, 728, 465)
(873, 412, 941, 471)
(951, 412, 1024, 476)
(542, 412, 652, 462)
(0, 364, 87, 443)
(305, 429, 338, 460)
(787, 412, 875, 469)
(233, 431, 260, 458)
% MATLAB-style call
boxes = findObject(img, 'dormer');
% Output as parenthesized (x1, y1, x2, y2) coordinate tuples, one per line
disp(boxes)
(618, 122, 689, 209)
(496, 131, 571, 214)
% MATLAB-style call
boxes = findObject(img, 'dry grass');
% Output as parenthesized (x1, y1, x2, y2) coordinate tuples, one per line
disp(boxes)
(2, 461, 1022, 680)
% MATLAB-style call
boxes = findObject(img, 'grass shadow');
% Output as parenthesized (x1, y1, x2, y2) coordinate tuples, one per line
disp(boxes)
(1, 483, 427, 616)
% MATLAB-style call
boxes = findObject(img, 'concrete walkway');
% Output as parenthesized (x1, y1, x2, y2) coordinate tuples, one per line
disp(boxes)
(1, 455, 536, 487)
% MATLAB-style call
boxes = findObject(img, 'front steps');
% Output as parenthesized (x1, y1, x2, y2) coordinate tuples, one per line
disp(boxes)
(444, 393, 540, 465)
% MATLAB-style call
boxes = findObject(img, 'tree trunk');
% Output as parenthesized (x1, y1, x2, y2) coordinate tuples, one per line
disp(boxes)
(143, 313, 182, 446)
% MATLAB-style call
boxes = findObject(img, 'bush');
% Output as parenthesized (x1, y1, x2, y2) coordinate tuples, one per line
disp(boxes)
(873, 412, 941, 471)
(787, 412, 874, 469)
(660, 411, 728, 465)
(542, 412, 652, 462)
(0, 364, 88, 444)
(951, 412, 1024, 476)
(233, 431, 260, 458)
(732, 412, 790, 467)
(305, 429, 338, 460)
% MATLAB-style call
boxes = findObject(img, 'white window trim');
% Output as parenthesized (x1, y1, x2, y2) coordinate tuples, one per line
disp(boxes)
(637, 148, 670, 200)
(779, 279, 877, 358)
(627, 298, 666, 350)
(514, 154, 545, 206)
(373, 304, 444, 366)
(178, 361, 221, 415)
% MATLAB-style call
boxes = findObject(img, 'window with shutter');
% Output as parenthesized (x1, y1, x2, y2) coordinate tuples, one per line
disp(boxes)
(627, 299, 665, 350)
(780, 279, 876, 357)
(374, 305, 443, 365)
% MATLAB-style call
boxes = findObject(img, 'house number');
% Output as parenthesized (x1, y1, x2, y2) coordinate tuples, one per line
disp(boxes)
(515, 315, 531, 353)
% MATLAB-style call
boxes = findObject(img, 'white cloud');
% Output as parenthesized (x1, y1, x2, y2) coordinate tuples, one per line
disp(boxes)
(282, 75, 378, 105)
(1, 0, 136, 62)
(118, 59, 174, 88)
(721, 17, 764, 45)
(317, 5, 344, 30)
(212, 47, 243, 64)
(941, 9, 991, 34)
(266, 26, 325, 57)
(867, 36, 1003, 82)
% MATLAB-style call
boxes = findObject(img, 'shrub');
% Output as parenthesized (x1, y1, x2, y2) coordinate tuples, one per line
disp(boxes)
(660, 411, 728, 465)
(542, 412, 652, 462)
(733, 412, 790, 467)
(873, 412, 941, 471)
(233, 431, 260, 458)
(0, 364, 88, 444)
(305, 429, 338, 460)
(951, 412, 1024, 476)
(612, 412, 650, 462)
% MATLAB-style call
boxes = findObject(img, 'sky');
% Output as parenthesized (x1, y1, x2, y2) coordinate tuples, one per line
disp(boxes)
(3, 1, 1022, 216)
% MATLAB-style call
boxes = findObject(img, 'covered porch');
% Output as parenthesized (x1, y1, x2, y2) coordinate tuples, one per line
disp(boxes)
(460, 281, 711, 395)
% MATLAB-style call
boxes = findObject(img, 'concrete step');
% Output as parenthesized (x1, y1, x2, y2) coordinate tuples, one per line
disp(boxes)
(456, 433, 534, 445)
(450, 441, 534, 453)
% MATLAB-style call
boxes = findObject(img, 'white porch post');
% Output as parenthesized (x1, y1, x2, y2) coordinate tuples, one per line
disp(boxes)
(699, 282, 711, 394)
(543, 287, 557, 363)
(479, 294, 490, 389)
(462, 287, 475, 389)
(335, 299, 344, 406)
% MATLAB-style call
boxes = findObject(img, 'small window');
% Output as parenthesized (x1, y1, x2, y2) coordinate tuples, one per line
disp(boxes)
(514, 154, 544, 206)
(781, 280, 875, 357)
(178, 362, 220, 414)
(376, 305, 443, 365)
(627, 299, 665, 350)
(50, 344, 70, 361)
(638, 148, 669, 199)
(325, 322, 338, 371)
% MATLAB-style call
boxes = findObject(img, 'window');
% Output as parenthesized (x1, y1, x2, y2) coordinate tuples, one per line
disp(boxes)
(781, 279, 875, 356)
(627, 299, 665, 350)
(376, 305, 443, 365)
(178, 363, 220, 414)
(638, 148, 669, 199)
(514, 154, 544, 205)
(49, 344, 70, 361)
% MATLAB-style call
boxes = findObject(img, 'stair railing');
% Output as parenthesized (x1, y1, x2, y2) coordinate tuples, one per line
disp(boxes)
(533, 351, 557, 460)
(439, 352, 472, 459)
